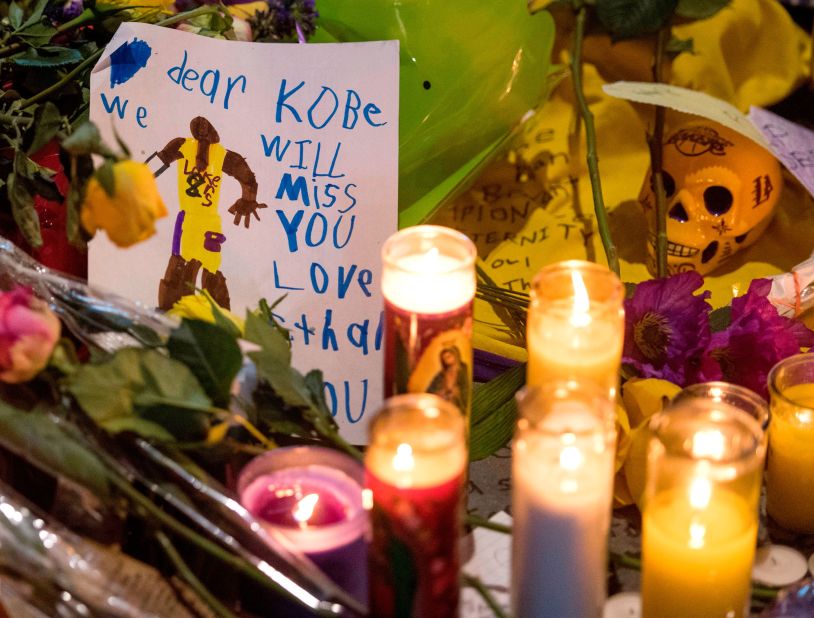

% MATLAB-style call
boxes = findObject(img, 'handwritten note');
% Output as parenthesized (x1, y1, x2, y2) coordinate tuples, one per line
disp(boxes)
(89, 22, 399, 442)
(748, 106, 814, 199)
(461, 511, 512, 617)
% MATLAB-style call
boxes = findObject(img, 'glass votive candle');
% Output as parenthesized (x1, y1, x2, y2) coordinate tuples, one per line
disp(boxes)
(381, 225, 476, 419)
(365, 393, 467, 618)
(526, 260, 624, 402)
(237, 446, 367, 603)
(672, 381, 770, 436)
(512, 381, 616, 618)
(641, 400, 765, 618)
(766, 353, 814, 533)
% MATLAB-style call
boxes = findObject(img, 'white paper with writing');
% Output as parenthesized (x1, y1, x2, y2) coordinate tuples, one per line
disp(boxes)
(461, 511, 512, 617)
(748, 105, 814, 198)
(89, 22, 399, 442)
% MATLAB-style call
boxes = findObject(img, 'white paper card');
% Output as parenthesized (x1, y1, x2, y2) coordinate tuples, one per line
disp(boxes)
(602, 81, 771, 150)
(748, 105, 814, 199)
(461, 512, 512, 617)
(89, 22, 399, 442)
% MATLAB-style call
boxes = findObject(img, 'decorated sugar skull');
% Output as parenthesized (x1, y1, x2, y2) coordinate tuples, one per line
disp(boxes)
(639, 121, 782, 276)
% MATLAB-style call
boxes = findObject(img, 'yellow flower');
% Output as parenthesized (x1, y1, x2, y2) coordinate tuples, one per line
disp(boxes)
(613, 379, 681, 509)
(168, 292, 245, 334)
(81, 160, 167, 248)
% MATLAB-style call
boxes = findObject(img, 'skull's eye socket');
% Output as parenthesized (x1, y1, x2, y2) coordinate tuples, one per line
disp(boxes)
(703, 186, 733, 216)
(663, 172, 676, 198)
(649, 171, 676, 198)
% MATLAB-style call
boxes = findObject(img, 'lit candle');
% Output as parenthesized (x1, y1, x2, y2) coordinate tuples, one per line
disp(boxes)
(641, 401, 765, 618)
(671, 381, 769, 439)
(237, 446, 367, 602)
(526, 260, 624, 401)
(512, 381, 616, 617)
(766, 353, 814, 533)
(365, 394, 467, 618)
(381, 225, 476, 419)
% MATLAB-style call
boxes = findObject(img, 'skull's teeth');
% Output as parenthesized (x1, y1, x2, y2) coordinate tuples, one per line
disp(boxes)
(648, 235, 700, 258)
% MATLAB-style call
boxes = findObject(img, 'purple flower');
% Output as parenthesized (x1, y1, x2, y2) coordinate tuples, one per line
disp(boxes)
(708, 279, 814, 398)
(623, 271, 719, 385)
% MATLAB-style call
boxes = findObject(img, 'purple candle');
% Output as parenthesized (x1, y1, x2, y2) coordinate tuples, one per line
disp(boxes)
(237, 446, 367, 603)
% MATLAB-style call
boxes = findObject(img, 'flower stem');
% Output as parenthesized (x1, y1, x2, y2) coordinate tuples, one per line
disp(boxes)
(650, 27, 669, 277)
(465, 513, 512, 534)
(155, 530, 239, 618)
(462, 573, 508, 618)
(570, 4, 620, 276)
(107, 472, 294, 602)
(21, 48, 103, 109)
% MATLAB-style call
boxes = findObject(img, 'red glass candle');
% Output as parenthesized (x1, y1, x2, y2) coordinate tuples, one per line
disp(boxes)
(381, 225, 476, 420)
(365, 394, 467, 617)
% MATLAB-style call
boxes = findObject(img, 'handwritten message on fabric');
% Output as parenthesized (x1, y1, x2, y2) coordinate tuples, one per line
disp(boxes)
(89, 22, 399, 442)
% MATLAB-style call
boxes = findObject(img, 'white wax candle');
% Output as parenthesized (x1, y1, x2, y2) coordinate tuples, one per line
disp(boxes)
(381, 227, 475, 315)
(512, 404, 614, 618)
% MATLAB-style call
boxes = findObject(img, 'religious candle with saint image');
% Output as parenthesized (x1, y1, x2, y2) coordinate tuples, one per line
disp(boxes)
(381, 225, 476, 420)
(237, 446, 368, 603)
(365, 394, 467, 618)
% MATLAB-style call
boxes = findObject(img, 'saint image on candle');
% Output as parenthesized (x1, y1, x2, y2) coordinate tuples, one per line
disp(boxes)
(381, 226, 476, 419)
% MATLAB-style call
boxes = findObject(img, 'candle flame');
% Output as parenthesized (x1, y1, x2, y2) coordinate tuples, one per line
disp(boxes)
(570, 270, 591, 327)
(691, 429, 726, 460)
(292, 493, 320, 524)
(362, 488, 373, 511)
(689, 477, 712, 510)
(689, 521, 706, 549)
(559, 444, 584, 471)
(393, 443, 415, 472)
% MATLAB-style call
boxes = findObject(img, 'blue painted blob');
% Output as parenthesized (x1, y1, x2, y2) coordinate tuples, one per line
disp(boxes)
(109, 38, 152, 88)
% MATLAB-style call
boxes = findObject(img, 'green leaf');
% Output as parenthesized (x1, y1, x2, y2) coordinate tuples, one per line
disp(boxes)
(61, 121, 102, 156)
(666, 36, 694, 56)
(675, 0, 729, 20)
(203, 292, 241, 338)
(9, 2, 24, 29)
(244, 312, 291, 367)
(95, 160, 116, 197)
(470, 398, 517, 461)
(12, 47, 83, 69)
(102, 416, 175, 441)
(0, 401, 110, 498)
(709, 305, 731, 333)
(168, 318, 243, 408)
(16, 0, 49, 31)
(68, 348, 213, 441)
(595, 0, 678, 39)
(470, 364, 525, 460)
(246, 314, 339, 439)
(7, 172, 42, 249)
(65, 177, 87, 249)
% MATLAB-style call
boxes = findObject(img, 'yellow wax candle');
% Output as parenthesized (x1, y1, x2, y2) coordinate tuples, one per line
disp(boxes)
(641, 484, 757, 618)
(526, 261, 623, 400)
(767, 383, 814, 533)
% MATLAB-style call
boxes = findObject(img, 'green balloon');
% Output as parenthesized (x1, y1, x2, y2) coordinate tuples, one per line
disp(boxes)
(313, 1, 555, 216)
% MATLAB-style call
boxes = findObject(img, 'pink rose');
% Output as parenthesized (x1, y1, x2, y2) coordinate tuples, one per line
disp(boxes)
(0, 287, 61, 383)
